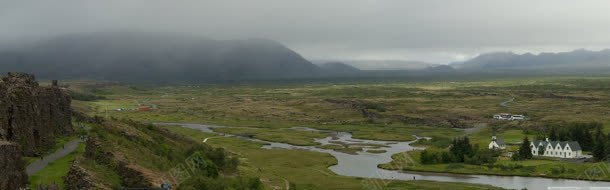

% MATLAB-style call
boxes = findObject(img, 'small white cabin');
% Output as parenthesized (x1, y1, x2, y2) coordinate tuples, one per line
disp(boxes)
(488, 129, 506, 150)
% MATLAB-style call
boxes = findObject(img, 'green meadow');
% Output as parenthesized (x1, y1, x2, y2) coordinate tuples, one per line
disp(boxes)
(66, 76, 610, 188)
(162, 125, 502, 190)
(28, 144, 85, 189)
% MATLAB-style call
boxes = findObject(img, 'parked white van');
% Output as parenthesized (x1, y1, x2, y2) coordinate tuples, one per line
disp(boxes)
(493, 113, 524, 120)
(510, 115, 525, 120)
(499, 113, 512, 120)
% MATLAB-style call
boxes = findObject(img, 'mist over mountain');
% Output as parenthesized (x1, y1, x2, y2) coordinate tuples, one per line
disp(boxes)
(451, 49, 610, 74)
(0, 32, 321, 83)
(422, 65, 455, 73)
(315, 60, 439, 70)
(3, 31, 610, 84)
(317, 62, 361, 74)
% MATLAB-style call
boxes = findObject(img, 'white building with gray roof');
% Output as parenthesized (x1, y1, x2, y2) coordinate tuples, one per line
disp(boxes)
(530, 138, 582, 158)
(488, 129, 506, 150)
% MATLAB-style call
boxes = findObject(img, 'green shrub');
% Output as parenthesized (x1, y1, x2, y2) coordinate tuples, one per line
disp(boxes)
(446, 163, 464, 170)
(68, 90, 105, 101)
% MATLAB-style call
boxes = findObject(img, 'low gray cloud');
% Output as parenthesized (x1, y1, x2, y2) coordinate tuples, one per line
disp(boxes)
(2, 0, 610, 63)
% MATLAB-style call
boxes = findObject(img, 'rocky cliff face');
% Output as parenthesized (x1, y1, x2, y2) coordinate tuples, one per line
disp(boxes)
(75, 136, 155, 188)
(0, 72, 73, 156)
(64, 160, 111, 190)
(0, 141, 28, 189)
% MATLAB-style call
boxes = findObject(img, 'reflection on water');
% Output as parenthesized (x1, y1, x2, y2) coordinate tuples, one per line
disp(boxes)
(158, 123, 610, 190)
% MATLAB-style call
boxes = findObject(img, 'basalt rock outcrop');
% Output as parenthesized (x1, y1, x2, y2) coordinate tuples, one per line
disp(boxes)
(63, 160, 111, 190)
(0, 72, 73, 156)
(325, 99, 383, 119)
(0, 141, 28, 190)
(80, 135, 155, 188)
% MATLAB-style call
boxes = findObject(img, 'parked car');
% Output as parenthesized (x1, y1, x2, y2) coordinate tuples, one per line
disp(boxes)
(510, 115, 525, 120)
(493, 113, 523, 120)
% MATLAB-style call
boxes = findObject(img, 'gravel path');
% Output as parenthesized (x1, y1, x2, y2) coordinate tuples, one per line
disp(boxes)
(499, 97, 515, 107)
(26, 139, 81, 176)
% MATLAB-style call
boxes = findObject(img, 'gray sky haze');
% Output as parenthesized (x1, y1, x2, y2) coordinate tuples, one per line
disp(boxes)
(2, 0, 610, 64)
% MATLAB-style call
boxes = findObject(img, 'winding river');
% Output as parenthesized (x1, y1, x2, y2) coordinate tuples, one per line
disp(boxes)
(157, 123, 610, 190)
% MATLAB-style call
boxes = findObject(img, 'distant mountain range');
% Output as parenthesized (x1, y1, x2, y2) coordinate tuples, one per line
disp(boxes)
(315, 60, 439, 70)
(450, 49, 610, 74)
(316, 62, 360, 73)
(1, 31, 610, 83)
(318, 49, 610, 76)
(0, 32, 322, 83)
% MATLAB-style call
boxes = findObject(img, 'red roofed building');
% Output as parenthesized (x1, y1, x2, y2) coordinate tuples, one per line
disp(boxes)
(138, 105, 153, 111)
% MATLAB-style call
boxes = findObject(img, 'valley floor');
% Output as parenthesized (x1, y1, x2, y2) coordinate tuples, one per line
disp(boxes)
(162, 125, 503, 190)
(379, 150, 608, 181)
(59, 76, 610, 189)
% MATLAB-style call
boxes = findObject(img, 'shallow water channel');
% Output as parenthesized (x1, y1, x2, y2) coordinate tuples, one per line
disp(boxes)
(157, 123, 610, 190)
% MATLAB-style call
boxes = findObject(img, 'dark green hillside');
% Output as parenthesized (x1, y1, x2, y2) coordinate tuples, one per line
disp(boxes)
(65, 117, 261, 190)
(0, 32, 320, 83)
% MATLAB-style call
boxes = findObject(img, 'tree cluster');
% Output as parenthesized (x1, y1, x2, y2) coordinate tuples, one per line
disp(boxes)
(534, 122, 610, 161)
(512, 137, 533, 161)
(536, 122, 610, 161)
(592, 125, 610, 161)
(541, 122, 599, 151)
(420, 136, 497, 165)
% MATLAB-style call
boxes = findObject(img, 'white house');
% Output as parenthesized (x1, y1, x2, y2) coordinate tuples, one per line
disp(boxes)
(530, 138, 582, 158)
(488, 129, 506, 150)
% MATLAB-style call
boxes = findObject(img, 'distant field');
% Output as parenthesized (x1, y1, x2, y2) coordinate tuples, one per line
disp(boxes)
(73, 76, 610, 141)
(69, 76, 610, 187)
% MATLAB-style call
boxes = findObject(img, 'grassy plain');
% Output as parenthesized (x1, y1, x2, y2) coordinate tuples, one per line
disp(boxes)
(68, 76, 610, 188)
(28, 144, 85, 189)
(213, 127, 327, 146)
(23, 136, 78, 165)
(163, 125, 503, 190)
(75, 77, 610, 135)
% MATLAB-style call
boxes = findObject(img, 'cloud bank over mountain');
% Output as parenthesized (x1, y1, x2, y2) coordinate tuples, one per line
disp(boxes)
(3, 1, 610, 63)
(0, 32, 321, 82)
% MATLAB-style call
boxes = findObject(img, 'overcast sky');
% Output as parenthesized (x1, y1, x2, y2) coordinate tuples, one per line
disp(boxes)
(2, 0, 610, 64)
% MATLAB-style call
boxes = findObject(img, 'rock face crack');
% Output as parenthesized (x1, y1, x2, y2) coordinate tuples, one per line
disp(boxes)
(6, 106, 14, 140)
